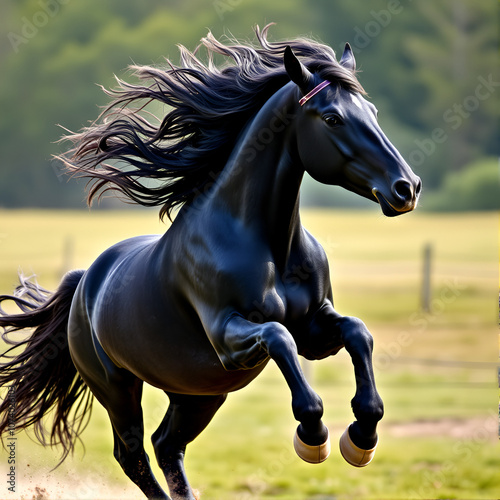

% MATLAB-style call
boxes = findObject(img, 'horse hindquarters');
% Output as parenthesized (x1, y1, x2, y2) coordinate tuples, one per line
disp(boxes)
(0, 270, 92, 462)
(68, 285, 168, 499)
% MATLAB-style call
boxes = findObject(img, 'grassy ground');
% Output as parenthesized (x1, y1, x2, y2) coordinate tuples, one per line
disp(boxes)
(0, 208, 498, 499)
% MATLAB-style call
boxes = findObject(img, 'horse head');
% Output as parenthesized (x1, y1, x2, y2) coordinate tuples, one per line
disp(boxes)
(285, 45, 421, 217)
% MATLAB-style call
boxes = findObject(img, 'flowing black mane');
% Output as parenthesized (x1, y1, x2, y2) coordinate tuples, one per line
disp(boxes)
(59, 24, 365, 220)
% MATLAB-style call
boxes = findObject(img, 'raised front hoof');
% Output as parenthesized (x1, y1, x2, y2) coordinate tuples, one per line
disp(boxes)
(293, 427, 330, 464)
(339, 424, 378, 467)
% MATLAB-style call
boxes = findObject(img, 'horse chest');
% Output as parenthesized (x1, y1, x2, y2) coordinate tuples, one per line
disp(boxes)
(224, 255, 321, 325)
(177, 215, 328, 329)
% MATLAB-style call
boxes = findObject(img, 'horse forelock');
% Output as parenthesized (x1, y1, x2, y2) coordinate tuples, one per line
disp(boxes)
(58, 24, 363, 221)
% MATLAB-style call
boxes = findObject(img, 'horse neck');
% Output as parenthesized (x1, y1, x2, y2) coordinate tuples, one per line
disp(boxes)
(210, 83, 304, 264)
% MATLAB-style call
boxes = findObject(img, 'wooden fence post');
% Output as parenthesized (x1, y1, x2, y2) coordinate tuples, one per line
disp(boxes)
(60, 235, 75, 276)
(421, 243, 432, 312)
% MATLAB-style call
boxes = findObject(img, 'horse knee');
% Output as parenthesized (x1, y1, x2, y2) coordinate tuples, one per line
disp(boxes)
(259, 322, 298, 358)
(224, 321, 295, 370)
(340, 317, 373, 350)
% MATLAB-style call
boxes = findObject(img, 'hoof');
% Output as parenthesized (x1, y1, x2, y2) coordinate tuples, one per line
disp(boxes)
(293, 428, 330, 464)
(339, 423, 378, 467)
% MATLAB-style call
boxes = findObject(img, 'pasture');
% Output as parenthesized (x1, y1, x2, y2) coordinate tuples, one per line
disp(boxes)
(0, 208, 498, 499)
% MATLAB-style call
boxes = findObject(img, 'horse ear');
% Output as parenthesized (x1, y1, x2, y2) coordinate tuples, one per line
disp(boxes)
(339, 43, 356, 71)
(284, 46, 313, 94)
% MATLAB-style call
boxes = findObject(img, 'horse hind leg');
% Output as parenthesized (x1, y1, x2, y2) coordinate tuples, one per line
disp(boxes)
(88, 374, 169, 498)
(85, 375, 168, 499)
(106, 380, 168, 499)
(69, 325, 168, 499)
(152, 392, 227, 500)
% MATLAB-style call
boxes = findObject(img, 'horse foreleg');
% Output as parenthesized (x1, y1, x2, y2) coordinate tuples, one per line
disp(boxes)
(307, 303, 384, 467)
(339, 316, 384, 466)
(220, 316, 330, 464)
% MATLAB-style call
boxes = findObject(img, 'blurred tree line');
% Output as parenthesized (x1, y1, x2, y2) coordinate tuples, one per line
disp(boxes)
(0, 0, 497, 210)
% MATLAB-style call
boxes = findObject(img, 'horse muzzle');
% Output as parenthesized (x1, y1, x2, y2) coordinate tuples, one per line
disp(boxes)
(372, 177, 421, 217)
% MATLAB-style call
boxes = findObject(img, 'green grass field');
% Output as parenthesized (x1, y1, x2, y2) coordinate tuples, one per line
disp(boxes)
(0, 208, 498, 499)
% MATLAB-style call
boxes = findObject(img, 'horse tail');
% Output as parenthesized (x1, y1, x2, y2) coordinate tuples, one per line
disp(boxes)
(0, 269, 93, 464)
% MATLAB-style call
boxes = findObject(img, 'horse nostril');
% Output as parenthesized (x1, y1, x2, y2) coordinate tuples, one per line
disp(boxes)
(392, 180, 413, 203)
(415, 178, 422, 196)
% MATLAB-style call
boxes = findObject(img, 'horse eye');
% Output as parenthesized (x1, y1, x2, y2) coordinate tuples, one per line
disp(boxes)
(323, 115, 342, 127)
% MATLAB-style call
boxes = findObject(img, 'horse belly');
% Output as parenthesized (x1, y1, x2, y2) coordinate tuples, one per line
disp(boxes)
(114, 332, 268, 395)
(96, 296, 267, 395)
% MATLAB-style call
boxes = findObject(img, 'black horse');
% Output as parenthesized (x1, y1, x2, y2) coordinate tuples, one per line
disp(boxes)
(0, 26, 421, 499)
